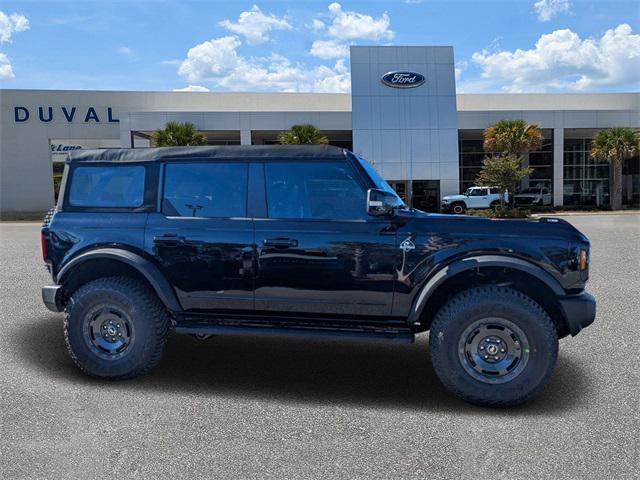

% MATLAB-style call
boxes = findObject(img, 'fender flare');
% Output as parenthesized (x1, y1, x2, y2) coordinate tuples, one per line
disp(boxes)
(407, 255, 565, 325)
(56, 248, 182, 312)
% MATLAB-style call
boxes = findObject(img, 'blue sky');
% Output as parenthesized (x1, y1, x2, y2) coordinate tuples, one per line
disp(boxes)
(0, 0, 638, 93)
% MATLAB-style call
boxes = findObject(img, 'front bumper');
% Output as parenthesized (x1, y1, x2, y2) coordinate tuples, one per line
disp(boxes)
(558, 291, 596, 336)
(42, 285, 64, 313)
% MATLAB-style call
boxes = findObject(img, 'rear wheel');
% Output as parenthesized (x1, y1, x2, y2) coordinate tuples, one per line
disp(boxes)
(64, 276, 170, 379)
(429, 286, 558, 407)
(490, 200, 500, 209)
(451, 202, 466, 214)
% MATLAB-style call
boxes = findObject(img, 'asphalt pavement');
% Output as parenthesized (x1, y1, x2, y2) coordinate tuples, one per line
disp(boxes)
(1, 215, 638, 479)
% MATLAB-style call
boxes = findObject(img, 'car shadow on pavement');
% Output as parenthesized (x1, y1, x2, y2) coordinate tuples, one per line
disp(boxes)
(17, 314, 590, 414)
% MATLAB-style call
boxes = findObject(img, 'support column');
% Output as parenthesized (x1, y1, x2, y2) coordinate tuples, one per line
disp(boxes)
(240, 130, 252, 146)
(553, 127, 564, 206)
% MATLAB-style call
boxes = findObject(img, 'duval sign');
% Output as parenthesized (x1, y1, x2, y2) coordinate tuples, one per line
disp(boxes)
(381, 71, 425, 88)
(14, 106, 119, 123)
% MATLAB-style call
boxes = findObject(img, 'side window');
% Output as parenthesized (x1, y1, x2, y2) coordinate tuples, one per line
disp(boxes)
(68, 165, 145, 208)
(489, 188, 500, 194)
(163, 162, 248, 218)
(265, 161, 366, 220)
(542, 188, 549, 194)
(469, 188, 484, 197)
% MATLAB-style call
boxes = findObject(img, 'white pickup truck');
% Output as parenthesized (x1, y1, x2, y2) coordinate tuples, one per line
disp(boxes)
(441, 186, 507, 214)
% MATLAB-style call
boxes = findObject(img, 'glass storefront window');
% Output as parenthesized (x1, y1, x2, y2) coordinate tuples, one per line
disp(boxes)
(563, 137, 610, 206)
(458, 132, 553, 194)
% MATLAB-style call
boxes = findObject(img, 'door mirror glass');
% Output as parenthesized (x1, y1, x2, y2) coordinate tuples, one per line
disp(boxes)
(367, 188, 402, 216)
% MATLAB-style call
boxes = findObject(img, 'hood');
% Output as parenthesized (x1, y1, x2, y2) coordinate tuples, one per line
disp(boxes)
(442, 194, 466, 201)
(396, 209, 588, 244)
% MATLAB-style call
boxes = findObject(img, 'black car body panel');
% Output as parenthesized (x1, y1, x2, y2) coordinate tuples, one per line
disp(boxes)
(41, 145, 595, 340)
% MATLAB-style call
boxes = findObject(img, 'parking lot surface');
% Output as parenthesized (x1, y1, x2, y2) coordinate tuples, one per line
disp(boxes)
(1, 215, 638, 479)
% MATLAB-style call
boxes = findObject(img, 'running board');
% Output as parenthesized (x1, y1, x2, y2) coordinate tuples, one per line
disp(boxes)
(174, 323, 415, 343)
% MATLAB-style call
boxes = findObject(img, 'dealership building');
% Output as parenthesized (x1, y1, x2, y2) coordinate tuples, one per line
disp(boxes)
(1, 45, 638, 216)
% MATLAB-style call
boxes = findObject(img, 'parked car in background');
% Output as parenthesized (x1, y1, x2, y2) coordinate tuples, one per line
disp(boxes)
(441, 187, 506, 214)
(515, 186, 552, 206)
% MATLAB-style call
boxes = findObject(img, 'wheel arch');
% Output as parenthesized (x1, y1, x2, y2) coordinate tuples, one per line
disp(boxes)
(56, 248, 182, 313)
(409, 255, 570, 337)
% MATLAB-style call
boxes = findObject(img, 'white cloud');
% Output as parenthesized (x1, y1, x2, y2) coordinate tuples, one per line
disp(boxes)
(454, 60, 467, 82)
(173, 85, 210, 92)
(219, 4, 291, 45)
(177, 35, 350, 93)
(310, 19, 325, 31)
(471, 24, 640, 92)
(533, 0, 571, 22)
(0, 52, 14, 79)
(324, 3, 393, 41)
(0, 11, 29, 43)
(310, 39, 349, 59)
(308, 3, 394, 59)
(118, 46, 133, 56)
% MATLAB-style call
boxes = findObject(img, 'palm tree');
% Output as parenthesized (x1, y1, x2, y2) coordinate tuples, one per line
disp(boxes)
(590, 127, 640, 210)
(483, 119, 544, 159)
(152, 121, 207, 147)
(482, 119, 544, 208)
(278, 124, 329, 145)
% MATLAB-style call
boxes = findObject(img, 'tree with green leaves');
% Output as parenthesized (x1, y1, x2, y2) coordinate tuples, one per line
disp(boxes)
(589, 127, 639, 210)
(483, 119, 544, 158)
(278, 124, 329, 145)
(481, 119, 544, 209)
(476, 155, 533, 211)
(152, 121, 207, 147)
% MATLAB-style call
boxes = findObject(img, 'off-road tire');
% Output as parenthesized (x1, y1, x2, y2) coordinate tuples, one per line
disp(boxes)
(490, 200, 500, 209)
(64, 276, 170, 379)
(451, 202, 466, 214)
(429, 286, 558, 407)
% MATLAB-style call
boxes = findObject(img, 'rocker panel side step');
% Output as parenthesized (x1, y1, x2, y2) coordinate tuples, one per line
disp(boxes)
(174, 323, 415, 343)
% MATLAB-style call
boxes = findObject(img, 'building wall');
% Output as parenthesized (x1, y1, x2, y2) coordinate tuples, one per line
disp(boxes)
(0, 90, 350, 215)
(0, 84, 637, 215)
(350, 46, 460, 197)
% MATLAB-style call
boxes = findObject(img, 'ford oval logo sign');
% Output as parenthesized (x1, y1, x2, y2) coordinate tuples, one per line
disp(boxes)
(381, 71, 425, 88)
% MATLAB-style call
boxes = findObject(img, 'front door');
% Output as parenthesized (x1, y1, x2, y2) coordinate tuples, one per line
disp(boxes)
(146, 161, 254, 312)
(254, 159, 397, 317)
(466, 187, 489, 208)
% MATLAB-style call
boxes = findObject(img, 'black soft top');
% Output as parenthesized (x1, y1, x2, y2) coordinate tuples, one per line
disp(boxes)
(67, 145, 347, 163)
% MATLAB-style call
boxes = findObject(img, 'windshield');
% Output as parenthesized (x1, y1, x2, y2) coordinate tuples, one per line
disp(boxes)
(355, 155, 406, 207)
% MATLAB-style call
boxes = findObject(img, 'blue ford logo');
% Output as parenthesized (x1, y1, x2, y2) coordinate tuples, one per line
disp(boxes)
(381, 71, 425, 88)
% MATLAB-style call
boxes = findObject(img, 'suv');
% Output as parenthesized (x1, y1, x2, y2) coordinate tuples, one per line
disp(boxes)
(41, 145, 595, 407)
(515, 186, 553, 206)
(441, 186, 507, 214)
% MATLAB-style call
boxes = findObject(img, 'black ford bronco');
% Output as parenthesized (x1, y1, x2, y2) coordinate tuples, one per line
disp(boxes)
(42, 145, 595, 407)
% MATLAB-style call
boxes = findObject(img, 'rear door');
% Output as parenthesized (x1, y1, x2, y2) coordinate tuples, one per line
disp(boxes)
(145, 160, 254, 313)
(253, 159, 397, 317)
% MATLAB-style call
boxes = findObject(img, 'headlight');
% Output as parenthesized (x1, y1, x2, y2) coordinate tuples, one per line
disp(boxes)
(442, 199, 450, 204)
(579, 250, 588, 271)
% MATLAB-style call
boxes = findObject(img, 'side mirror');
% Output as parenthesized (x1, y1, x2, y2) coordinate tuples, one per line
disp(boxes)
(367, 188, 402, 216)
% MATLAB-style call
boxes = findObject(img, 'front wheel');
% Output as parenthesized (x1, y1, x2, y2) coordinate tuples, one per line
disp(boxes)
(451, 202, 466, 215)
(429, 286, 558, 407)
(64, 276, 170, 379)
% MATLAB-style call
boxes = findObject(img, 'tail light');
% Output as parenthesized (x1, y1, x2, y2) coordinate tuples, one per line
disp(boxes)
(41, 231, 48, 262)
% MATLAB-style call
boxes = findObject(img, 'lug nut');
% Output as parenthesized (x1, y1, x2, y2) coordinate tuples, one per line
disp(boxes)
(501, 349, 505, 353)
(480, 346, 484, 350)
(496, 339, 501, 343)
(484, 355, 489, 359)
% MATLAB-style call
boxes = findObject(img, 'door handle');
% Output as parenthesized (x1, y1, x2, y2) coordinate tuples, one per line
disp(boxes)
(263, 237, 298, 248)
(154, 234, 186, 246)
